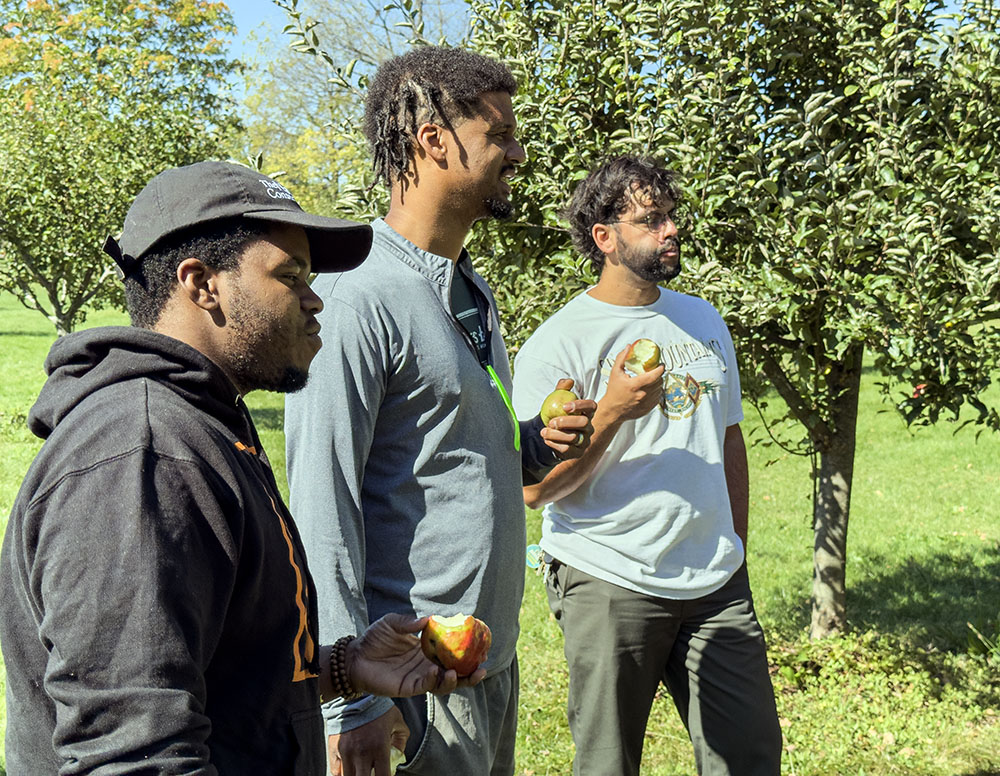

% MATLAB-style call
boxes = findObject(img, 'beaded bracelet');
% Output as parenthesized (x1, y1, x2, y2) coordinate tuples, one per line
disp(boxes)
(329, 635, 364, 701)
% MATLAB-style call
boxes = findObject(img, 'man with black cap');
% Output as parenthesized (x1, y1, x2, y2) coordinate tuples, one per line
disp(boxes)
(0, 161, 479, 775)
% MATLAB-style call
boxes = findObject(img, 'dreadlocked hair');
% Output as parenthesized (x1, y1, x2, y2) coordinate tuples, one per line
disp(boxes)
(364, 46, 518, 188)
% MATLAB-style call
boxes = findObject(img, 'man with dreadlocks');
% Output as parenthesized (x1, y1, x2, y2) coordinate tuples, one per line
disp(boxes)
(284, 47, 596, 775)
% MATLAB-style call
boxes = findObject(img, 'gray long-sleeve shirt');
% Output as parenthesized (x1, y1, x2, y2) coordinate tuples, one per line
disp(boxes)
(285, 219, 526, 733)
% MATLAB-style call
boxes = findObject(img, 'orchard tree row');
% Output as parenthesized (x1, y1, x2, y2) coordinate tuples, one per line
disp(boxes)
(282, 0, 1000, 638)
(0, 0, 241, 334)
(467, 0, 1000, 637)
(2, 0, 998, 638)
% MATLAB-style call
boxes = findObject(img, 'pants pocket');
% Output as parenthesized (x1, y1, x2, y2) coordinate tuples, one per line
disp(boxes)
(545, 558, 567, 624)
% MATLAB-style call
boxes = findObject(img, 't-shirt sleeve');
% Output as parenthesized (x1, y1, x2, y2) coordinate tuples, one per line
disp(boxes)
(511, 347, 577, 423)
(719, 319, 744, 427)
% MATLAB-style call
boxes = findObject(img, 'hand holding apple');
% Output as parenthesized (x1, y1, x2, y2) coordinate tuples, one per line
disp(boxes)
(540, 387, 580, 425)
(336, 613, 483, 701)
(599, 345, 664, 423)
(420, 613, 492, 677)
(537, 378, 597, 458)
(623, 338, 662, 375)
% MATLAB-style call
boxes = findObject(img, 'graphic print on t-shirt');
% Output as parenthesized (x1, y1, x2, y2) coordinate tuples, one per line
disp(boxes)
(601, 336, 728, 420)
(660, 372, 720, 419)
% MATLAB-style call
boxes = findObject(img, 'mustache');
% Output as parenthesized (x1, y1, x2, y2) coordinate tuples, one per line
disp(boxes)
(661, 237, 680, 253)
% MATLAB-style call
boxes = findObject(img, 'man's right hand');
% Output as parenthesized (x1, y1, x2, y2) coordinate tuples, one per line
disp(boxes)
(599, 346, 664, 422)
(329, 706, 408, 776)
(347, 613, 486, 698)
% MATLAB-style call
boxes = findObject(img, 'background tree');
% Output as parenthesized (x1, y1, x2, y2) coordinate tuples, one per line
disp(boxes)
(237, 0, 467, 216)
(0, 0, 241, 335)
(276, 0, 999, 637)
(468, 0, 1000, 638)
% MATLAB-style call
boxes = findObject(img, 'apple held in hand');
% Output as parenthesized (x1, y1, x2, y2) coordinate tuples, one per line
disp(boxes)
(624, 338, 662, 375)
(539, 388, 580, 425)
(420, 613, 492, 676)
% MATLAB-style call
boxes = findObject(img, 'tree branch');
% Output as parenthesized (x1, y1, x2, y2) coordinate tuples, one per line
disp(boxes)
(731, 319, 833, 448)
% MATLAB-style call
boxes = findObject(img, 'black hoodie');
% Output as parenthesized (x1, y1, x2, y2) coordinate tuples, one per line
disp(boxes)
(0, 327, 324, 775)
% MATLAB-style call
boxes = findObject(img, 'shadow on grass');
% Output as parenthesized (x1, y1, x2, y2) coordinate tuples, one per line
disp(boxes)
(757, 548, 999, 653)
(847, 549, 1000, 651)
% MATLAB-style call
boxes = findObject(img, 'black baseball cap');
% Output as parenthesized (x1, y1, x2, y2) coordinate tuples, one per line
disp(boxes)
(103, 161, 373, 278)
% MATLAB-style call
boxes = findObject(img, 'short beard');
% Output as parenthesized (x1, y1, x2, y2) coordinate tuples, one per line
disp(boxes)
(228, 359, 309, 394)
(622, 239, 682, 283)
(266, 367, 310, 394)
(485, 197, 514, 220)
(225, 281, 311, 395)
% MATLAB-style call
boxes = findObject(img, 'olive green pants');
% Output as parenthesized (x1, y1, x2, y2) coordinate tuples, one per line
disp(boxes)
(546, 562, 782, 776)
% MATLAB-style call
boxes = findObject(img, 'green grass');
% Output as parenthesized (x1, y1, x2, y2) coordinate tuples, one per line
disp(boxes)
(2, 293, 999, 775)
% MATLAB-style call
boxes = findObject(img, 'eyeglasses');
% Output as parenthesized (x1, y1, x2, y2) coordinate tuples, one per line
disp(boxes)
(607, 211, 677, 235)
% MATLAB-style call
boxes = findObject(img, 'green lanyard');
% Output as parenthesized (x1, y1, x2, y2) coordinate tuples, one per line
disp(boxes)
(486, 364, 520, 451)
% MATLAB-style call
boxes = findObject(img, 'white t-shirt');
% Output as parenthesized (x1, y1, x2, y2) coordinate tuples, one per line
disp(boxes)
(512, 287, 745, 599)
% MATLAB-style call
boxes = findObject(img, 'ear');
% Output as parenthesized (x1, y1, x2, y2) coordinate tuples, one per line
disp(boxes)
(414, 122, 449, 163)
(592, 222, 618, 258)
(176, 257, 222, 312)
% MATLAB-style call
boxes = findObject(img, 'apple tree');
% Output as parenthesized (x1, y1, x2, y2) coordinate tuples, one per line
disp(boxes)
(0, 0, 241, 335)
(238, 0, 469, 218)
(467, 0, 1000, 638)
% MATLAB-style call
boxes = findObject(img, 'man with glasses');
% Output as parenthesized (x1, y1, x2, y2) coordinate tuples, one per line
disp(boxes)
(284, 47, 595, 776)
(511, 156, 782, 775)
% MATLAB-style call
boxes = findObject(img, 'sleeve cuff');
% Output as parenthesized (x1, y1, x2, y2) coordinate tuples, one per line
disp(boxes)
(321, 694, 397, 735)
(520, 415, 560, 482)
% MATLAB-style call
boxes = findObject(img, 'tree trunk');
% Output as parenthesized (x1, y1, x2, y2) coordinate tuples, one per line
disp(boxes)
(809, 349, 864, 639)
(52, 313, 73, 338)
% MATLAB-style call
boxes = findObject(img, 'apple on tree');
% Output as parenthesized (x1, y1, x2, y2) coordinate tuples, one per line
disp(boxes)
(539, 388, 580, 425)
(623, 338, 662, 375)
(420, 613, 492, 677)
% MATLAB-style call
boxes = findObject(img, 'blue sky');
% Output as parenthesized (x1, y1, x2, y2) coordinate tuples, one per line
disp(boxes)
(227, 0, 291, 61)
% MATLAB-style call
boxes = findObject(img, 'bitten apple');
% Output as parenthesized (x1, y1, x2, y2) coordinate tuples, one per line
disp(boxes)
(421, 613, 492, 676)
(623, 338, 662, 374)
(539, 388, 580, 425)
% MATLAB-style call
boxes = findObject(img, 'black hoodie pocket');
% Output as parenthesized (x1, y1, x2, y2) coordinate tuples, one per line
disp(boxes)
(290, 707, 325, 776)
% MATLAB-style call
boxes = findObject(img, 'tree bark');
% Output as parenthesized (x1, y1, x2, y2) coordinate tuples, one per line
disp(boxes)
(809, 347, 864, 639)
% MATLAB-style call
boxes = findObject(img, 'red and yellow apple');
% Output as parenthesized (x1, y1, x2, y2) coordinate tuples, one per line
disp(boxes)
(420, 613, 492, 676)
(624, 338, 662, 374)
(539, 388, 580, 425)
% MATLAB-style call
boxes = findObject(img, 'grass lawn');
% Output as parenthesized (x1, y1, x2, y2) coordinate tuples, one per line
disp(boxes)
(1, 292, 998, 775)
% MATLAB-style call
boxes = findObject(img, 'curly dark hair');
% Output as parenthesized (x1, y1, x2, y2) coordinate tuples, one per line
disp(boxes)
(364, 46, 518, 188)
(563, 156, 681, 273)
(124, 218, 267, 329)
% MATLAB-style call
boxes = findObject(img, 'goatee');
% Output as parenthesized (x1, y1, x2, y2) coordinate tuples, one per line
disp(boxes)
(485, 197, 514, 220)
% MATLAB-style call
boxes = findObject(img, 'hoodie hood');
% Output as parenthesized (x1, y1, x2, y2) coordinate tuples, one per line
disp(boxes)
(29, 327, 245, 441)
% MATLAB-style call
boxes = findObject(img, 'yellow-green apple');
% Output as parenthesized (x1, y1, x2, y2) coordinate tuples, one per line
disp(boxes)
(624, 338, 661, 374)
(420, 614, 492, 676)
(539, 388, 580, 425)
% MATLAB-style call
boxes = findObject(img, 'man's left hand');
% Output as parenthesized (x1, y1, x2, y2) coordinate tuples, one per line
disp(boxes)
(540, 378, 597, 460)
